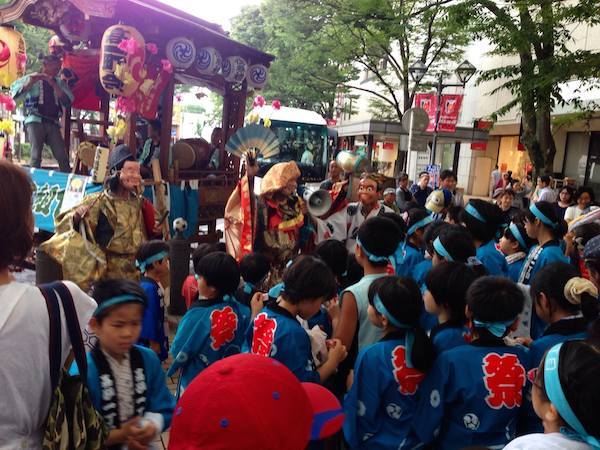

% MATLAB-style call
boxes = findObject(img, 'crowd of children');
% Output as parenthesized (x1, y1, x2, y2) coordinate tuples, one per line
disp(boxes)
(22, 167, 600, 450)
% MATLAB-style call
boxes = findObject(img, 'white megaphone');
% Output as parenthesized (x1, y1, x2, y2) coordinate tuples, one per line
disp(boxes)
(301, 187, 332, 217)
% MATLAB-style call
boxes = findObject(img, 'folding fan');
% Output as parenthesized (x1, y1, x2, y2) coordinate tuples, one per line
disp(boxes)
(225, 124, 280, 161)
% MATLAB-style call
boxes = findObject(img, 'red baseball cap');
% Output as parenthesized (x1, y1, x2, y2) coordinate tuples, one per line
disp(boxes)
(168, 354, 344, 450)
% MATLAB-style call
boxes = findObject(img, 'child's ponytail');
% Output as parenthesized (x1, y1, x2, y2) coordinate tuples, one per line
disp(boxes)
(368, 276, 435, 372)
(564, 276, 600, 337)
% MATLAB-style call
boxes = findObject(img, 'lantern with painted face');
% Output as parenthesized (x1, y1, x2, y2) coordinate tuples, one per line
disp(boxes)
(222, 56, 247, 84)
(166, 37, 196, 70)
(99, 24, 146, 97)
(0, 26, 26, 88)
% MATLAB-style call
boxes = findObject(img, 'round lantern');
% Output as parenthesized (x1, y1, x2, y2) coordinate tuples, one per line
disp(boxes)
(222, 56, 247, 84)
(99, 24, 145, 97)
(195, 47, 222, 75)
(166, 37, 196, 70)
(0, 26, 26, 88)
(247, 64, 268, 89)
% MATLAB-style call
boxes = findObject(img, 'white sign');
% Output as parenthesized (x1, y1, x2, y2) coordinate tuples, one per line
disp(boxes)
(60, 174, 88, 214)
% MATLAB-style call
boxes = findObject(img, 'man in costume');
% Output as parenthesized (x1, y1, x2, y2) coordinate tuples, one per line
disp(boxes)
(41, 145, 161, 289)
(313, 172, 393, 253)
(11, 54, 73, 172)
(225, 156, 308, 281)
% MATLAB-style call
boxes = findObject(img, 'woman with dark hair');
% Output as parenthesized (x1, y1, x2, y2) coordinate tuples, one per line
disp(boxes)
(554, 186, 574, 220)
(564, 187, 598, 223)
(0, 162, 97, 447)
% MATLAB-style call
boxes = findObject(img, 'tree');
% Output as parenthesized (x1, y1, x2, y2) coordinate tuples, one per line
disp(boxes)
(291, 0, 469, 120)
(230, 2, 352, 117)
(453, 0, 600, 175)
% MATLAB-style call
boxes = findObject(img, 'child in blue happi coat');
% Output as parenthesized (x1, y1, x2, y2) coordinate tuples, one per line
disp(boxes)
(431, 224, 477, 266)
(505, 340, 600, 450)
(247, 255, 347, 383)
(235, 252, 270, 307)
(394, 208, 433, 278)
(460, 199, 508, 276)
(517, 262, 598, 434)
(424, 261, 485, 355)
(86, 279, 175, 447)
(413, 221, 448, 291)
(413, 276, 528, 450)
(311, 239, 349, 337)
(499, 219, 534, 283)
(136, 240, 170, 361)
(343, 276, 435, 449)
(168, 252, 250, 394)
(521, 201, 569, 338)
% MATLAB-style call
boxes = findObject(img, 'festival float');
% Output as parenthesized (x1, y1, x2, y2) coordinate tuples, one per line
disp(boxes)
(0, 0, 273, 312)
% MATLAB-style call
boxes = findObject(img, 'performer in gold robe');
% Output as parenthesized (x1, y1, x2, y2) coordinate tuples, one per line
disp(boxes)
(41, 145, 160, 289)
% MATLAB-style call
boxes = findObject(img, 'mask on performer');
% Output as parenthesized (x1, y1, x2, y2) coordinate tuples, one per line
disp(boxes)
(119, 160, 142, 192)
(358, 177, 380, 206)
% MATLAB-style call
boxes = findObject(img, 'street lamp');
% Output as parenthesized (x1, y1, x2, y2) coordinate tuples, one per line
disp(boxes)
(412, 59, 477, 165)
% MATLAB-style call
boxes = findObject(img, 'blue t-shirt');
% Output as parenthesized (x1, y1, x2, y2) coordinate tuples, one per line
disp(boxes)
(414, 338, 529, 450)
(476, 240, 508, 276)
(246, 303, 320, 383)
(344, 331, 425, 449)
(168, 297, 250, 391)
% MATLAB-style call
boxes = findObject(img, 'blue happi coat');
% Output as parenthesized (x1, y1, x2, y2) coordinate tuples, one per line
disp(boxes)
(413, 259, 432, 289)
(246, 302, 320, 383)
(413, 337, 528, 450)
(476, 240, 508, 277)
(86, 344, 175, 432)
(395, 242, 424, 278)
(139, 277, 169, 361)
(168, 297, 250, 392)
(429, 322, 471, 355)
(519, 317, 588, 435)
(343, 331, 425, 449)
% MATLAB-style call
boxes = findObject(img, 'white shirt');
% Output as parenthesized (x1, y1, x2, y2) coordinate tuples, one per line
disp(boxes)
(538, 186, 557, 203)
(504, 432, 592, 450)
(564, 205, 599, 222)
(0, 281, 96, 450)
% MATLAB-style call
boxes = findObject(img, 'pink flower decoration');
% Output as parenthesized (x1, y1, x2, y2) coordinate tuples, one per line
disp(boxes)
(16, 53, 27, 66)
(0, 93, 15, 111)
(146, 43, 158, 55)
(271, 99, 281, 110)
(161, 59, 173, 73)
(118, 38, 139, 55)
(253, 95, 266, 108)
(115, 96, 137, 114)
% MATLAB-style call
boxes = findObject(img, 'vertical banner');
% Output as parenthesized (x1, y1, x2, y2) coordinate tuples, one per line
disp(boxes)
(414, 93, 436, 132)
(438, 94, 463, 133)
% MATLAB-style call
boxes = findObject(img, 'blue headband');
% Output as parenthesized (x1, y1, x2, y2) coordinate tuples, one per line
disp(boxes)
(472, 319, 515, 337)
(243, 281, 255, 295)
(433, 237, 453, 261)
(509, 222, 528, 250)
(544, 343, 600, 448)
(136, 250, 168, 273)
(93, 294, 146, 317)
(373, 293, 415, 367)
(465, 203, 487, 223)
(357, 238, 392, 263)
(530, 203, 557, 229)
(407, 215, 434, 237)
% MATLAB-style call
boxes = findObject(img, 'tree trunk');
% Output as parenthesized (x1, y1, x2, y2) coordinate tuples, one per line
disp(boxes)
(537, 101, 556, 175)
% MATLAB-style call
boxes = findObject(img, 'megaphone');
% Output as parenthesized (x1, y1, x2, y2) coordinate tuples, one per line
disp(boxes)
(301, 187, 332, 217)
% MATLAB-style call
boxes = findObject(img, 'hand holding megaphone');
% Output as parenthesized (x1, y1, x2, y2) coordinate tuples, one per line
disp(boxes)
(300, 186, 332, 217)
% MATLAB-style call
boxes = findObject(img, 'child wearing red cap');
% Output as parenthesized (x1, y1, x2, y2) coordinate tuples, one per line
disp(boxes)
(168, 252, 250, 395)
(168, 353, 345, 450)
(343, 276, 434, 449)
(247, 255, 348, 383)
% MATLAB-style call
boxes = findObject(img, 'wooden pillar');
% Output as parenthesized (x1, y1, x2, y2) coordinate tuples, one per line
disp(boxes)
(62, 106, 72, 162)
(160, 77, 175, 179)
(99, 93, 110, 142)
(221, 81, 248, 173)
(124, 112, 137, 155)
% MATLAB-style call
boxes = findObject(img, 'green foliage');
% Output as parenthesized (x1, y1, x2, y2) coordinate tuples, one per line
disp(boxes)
(452, 0, 600, 174)
(13, 22, 52, 72)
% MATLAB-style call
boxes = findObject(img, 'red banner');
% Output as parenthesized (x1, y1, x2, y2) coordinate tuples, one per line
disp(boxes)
(61, 50, 102, 111)
(438, 94, 463, 133)
(134, 63, 172, 120)
(414, 93, 463, 133)
(414, 93, 436, 132)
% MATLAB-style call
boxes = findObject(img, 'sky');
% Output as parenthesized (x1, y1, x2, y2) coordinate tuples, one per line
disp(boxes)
(156, 0, 261, 30)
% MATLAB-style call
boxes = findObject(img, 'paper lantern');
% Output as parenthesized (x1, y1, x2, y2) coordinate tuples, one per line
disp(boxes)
(0, 26, 26, 88)
(195, 47, 222, 75)
(99, 24, 145, 97)
(222, 56, 247, 84)
(247, 64, 268, 89)
(166, 37, 196, 69)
